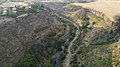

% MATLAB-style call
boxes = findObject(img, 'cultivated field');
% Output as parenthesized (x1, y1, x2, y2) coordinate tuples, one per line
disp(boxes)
(72, 0, 120, 21)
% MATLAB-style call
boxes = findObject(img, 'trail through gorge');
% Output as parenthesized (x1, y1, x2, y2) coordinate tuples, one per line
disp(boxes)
(53, 13, 80, 67)
(65, 27, 80, 67)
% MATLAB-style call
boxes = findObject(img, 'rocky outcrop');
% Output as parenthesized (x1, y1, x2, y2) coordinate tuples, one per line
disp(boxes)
(88, 8, 114, 27)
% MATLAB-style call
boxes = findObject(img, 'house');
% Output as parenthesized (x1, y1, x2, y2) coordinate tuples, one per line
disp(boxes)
(12, 6, 17, 13)
(2, 8, 8, 15)
(2, 10, 7, 15)
(25, 5, 31, 9)
(28, 5, 31, 8)
(25, 6, 29, 9)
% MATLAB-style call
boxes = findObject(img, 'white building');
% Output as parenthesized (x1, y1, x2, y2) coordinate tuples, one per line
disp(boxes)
(25, 5, 31, 9)
(2, 10, 7, 15)
(28, 6, 31, 8)
(2, 8, 8, 15)
(12, 6, 17, 13)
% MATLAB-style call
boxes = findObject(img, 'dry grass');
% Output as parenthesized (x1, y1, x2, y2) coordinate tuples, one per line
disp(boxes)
(0, 18, 13, 24)
(109, 41, 120, 67)
(0, 2, 29, 7)
(71, 0, 120, 21)
(88, 13, 108, 28)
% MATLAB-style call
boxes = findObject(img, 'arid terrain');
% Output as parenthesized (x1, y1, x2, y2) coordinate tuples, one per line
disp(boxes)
(0, 2, 29, 7)
(72, 0, 120, 21)
(0, 0, 120, 67)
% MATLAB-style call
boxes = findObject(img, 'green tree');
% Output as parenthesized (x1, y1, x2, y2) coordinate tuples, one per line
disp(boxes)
(15, 54, 38, 67)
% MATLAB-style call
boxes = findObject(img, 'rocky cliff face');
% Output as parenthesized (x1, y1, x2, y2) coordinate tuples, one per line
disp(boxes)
(64, 4, 120, 44)
(88, 8, 113, 27)
(63, 4, 120, 67)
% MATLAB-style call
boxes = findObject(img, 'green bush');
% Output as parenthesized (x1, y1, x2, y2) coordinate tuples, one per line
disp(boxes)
(15, 54, 38, 67)
(30, 3, 44, 13)
(9, 14, 18, 18)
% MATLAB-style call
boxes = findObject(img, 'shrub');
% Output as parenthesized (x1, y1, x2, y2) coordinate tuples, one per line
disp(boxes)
(9, 13, 18, 18)
(30, 3, 44, 13)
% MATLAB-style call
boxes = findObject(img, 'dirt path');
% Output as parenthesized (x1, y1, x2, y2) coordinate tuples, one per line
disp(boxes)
(53, 13, 80, 67)
(72, 45, 83, 56)
(65, 28, 80, 67)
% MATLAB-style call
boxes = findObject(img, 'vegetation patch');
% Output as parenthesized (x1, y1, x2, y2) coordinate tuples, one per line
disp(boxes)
(15, 12, 76, 67)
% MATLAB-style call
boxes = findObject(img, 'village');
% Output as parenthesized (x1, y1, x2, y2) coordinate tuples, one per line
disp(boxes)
(0, 1, 44, 18)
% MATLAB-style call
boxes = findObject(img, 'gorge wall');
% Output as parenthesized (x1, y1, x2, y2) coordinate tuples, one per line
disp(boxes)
(88, 8, 114, 27)
(0, 9, 55, 67)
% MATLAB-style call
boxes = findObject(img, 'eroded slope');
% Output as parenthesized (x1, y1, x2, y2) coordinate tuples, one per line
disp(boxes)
(0, 7, 77, 67)
(63, 4, 120, 67)
(72, 0, 120, 21)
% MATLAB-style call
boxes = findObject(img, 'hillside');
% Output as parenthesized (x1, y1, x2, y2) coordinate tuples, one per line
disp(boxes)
(0, 7, 78, 67)
(63, 4, 120, 67)
(0, 1, 120, 67)
(71, 0, 120, 21)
